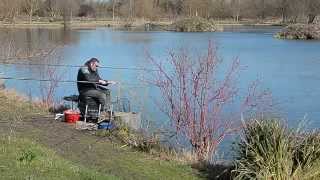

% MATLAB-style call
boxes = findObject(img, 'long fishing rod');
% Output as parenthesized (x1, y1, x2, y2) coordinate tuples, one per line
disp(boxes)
(0, 76, 150, 87)
(0, 61, 158, 72)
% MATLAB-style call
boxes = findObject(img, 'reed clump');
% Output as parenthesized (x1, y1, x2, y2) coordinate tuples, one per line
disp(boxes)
(233, 118, 320, 180)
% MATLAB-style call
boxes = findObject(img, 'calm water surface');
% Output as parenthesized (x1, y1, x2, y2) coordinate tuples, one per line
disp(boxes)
(1, 27, 320, 129)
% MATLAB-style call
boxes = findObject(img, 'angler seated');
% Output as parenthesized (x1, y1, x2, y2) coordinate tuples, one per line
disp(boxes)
(77, 58, 116, 113)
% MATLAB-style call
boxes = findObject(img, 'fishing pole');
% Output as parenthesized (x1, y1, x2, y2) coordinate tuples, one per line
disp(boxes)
(0, 76, 151, 88)
(0, 61, 158, 72)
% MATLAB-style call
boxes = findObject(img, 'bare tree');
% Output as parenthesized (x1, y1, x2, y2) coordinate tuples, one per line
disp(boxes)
(43, 0, 60, 18)
(257, 0, 266, 19)
(55, 0, 80, 28)
(134, 0, 154, 19)
(147, 42, 270, 161)
(304, 0, 320, 23)
(273, 0, 290, 23)
(23, 0, 41, 23)
(11, 0, 314, 23)
(39, 47, 64, 109)
(0, 0, 22, 22)
(113, 0, 117, 20)
(230, 0, 241, 21)
(209, 0, 231, 19)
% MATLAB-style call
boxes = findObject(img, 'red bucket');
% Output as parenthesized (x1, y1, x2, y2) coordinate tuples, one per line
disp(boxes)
(64, 110, 81, 123)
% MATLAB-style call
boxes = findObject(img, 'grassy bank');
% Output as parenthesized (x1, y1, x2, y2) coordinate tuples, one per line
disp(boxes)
(6, 89, 320, 179)
(0, 137, 115, 180)
(0, 18, 167, 29)
(0, 90, 202, 179)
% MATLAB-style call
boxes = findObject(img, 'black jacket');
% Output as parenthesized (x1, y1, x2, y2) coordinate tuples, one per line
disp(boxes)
(77, 66, 102, 93)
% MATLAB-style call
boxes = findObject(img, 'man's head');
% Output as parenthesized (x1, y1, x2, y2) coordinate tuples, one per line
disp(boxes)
(85, 58, 100, 72)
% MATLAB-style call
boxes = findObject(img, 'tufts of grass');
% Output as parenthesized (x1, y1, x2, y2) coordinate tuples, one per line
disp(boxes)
(95, 120, 200, 164)
(233, 119, 294, 179)
(0, 136, 117, 180)
(18, 149, 37, 164)
(0, 89, 47, 121)
(233, 118, 320, 180)
(292, 131, 320, 179)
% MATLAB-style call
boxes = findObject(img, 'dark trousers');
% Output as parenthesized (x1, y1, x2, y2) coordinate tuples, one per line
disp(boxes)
(81, 89, 110, 111)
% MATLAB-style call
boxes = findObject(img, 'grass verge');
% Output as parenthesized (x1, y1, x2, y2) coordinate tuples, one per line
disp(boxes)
(0, 136, 116, 180)
(0, 89, 202, 179)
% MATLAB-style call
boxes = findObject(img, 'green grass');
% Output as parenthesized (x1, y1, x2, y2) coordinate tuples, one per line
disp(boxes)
(0, 136, 116, 180)
(18, 123, 200, 180)
(0, 90, 202, 180)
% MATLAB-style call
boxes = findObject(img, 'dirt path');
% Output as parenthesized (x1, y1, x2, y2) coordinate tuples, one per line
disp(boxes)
(0, 116, 200, 180)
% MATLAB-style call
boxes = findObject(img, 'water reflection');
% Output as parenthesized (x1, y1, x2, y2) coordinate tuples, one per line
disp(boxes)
(0, 27, 79, 56)
(110, 31, 153, 44)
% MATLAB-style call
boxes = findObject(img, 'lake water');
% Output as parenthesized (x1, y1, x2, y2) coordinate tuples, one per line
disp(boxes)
(1, 27, 320, 135)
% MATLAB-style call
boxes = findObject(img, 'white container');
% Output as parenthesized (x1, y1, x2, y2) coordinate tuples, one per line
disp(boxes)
(114, 112, 141, 130)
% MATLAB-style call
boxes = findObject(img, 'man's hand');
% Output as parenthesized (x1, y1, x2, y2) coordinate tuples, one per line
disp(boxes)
(107, 80, 117, 85)
(98, 80, 108, 85)
(99, 80, 117, 85)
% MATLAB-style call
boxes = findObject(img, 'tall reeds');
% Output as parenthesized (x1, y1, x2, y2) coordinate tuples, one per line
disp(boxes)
(233, 119, 320, 180)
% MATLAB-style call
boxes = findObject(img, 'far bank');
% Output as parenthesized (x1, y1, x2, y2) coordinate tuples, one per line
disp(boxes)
(0, 17, 284, 32)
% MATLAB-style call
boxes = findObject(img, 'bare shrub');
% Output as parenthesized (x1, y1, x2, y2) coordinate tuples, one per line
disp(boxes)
(0, 35, 64, 110)
(146, 41, 271, 162)
(37, 46, 64, 109)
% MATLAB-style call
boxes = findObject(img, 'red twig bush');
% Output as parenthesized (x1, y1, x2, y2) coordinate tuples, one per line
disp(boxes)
(146, 41, 271, 161)
(38, 46, 64, 109)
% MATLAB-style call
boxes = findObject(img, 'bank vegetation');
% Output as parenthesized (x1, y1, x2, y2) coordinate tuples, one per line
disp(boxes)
(275, 24, 320, 40)
(0, 0, 319, 25)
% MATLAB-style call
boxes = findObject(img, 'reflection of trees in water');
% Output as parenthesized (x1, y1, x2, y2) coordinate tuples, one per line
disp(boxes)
(0, 28, 73, 102)
(0, 28, 79, 58)
(0, 28, 80, 76)
(110, 32, 153, 44)
(0, 30, 18, 59)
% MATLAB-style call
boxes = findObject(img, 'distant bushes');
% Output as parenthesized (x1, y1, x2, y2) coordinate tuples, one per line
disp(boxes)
(233, 118, 320, 179)
(171, 17, 217, 32)
(275, 24, 320, 40)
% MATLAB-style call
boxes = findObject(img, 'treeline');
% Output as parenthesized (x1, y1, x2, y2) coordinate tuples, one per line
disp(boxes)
(1, 0, 320, 23)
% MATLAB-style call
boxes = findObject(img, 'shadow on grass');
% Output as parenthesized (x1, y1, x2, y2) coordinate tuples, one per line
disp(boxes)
(192, 162, 234, 180)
